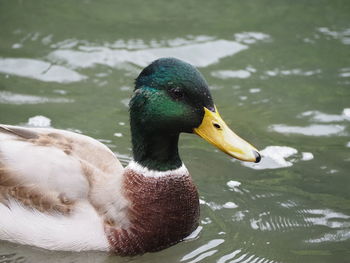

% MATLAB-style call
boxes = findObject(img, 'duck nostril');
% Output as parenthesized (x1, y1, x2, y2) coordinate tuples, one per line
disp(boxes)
(213, 123, 221, 129)
(253, 151, 261, 163)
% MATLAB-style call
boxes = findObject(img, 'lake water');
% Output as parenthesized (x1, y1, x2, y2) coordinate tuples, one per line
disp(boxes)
(0, 1, 349, 262)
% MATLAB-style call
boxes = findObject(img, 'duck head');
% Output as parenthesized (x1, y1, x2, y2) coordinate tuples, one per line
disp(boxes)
(129, 58, 260, 171)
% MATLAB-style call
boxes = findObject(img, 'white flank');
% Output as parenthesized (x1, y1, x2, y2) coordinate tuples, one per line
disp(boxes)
(0, 125, 129, 250)
(0, 200, 109, 251)
(126, 161, 189, 178)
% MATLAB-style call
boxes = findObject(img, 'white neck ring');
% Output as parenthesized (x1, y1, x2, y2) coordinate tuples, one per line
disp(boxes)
(126, 161, 189, 178)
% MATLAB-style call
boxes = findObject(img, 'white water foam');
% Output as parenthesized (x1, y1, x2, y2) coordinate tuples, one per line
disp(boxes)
(26, 115, 51, 127)
(242, 147, 314, 170)
(227, 180, 241, 189)
(301, 152, 314, 161)
(242, 146, 314, 171)
(199, 199, 238, 211)
(242, 146, 298, 170)
(222, 202, 238, 209)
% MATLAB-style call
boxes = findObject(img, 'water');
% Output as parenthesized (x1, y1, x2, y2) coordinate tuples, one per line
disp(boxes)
(0, 0, 349, 262)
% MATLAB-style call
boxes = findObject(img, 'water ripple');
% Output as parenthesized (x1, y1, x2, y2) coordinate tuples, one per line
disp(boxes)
(181, 239, 224, 262)
(217, 249, 280, 263)
(217, 249, 241, 263)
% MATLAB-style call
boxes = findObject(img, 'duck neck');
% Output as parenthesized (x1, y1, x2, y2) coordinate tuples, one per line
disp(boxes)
(131, 128, 182, 171)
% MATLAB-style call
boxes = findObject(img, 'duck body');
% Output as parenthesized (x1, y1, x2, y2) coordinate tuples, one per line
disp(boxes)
(0, 125, 199, 254)
(0, 58, 260, 255)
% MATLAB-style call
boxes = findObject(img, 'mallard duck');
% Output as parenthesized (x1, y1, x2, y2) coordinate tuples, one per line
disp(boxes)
(0, 58, 260, 255)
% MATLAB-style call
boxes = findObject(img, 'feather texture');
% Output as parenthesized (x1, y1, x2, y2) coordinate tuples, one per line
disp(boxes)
(0, 125, 128, 250)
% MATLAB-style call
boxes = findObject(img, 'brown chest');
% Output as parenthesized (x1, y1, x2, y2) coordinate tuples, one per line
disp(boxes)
(106, 170, 200, 255)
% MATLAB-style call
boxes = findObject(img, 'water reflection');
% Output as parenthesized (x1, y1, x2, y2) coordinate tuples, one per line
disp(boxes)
(317, 27, 350, 45)
(49, 38, 248, 69)
(211, 68, 254, 79)
(265, 68, 321, 77)
(270, 124, 346, 136)
(298, 109, 350, 123)
(0, 58, 86, 83)
(0, 91, 73, 105)
(233, 32, 270, 44)
(0, 242, 110, 263)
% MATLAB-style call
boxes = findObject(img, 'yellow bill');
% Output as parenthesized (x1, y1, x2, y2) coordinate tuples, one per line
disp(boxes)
(194, 106, 261, 163)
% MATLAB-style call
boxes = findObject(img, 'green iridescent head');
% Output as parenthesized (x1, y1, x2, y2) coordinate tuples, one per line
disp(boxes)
(129, 57, 260, 171)
(131, 57, 214, 134)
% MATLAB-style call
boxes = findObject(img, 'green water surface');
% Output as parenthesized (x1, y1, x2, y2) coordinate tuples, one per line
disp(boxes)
(0, 1, 349, 262)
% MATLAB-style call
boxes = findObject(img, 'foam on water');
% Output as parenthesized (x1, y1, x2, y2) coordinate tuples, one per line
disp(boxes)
(200, 199, 239, 211)
(242, 146, 299, 170)
(0, 58, 86, 83)
(301, 152, 314, 161)
(241, 148, 313, 170)
(227, 180, 241, 189)
(223, 202, 238, 209)
(26, 116, 51, 127)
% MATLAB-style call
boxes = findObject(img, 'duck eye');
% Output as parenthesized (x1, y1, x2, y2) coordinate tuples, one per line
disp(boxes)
(170, 87, 184, 100)
(213, 123, 221, 129)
